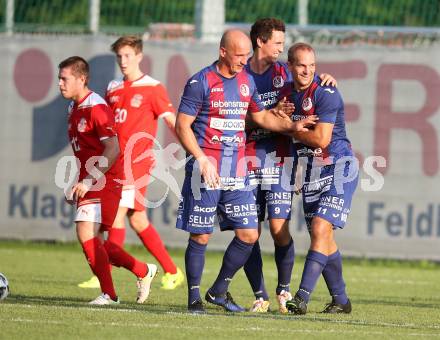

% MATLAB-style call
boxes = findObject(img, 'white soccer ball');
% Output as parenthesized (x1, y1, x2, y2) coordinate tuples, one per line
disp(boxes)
(0, 273, 9, 301)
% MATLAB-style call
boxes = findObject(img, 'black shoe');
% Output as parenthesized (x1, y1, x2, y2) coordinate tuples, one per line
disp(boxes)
(205, 291, 245, 312)
(188, 299, 206, 314)
(322, 298, 352, 314)
(286, 293, 307, 315)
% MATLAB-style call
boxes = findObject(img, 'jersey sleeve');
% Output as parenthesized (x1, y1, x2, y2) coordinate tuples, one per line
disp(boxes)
(152, 84, 175, 118)
(178, 74, 204, 116)
(91, 104, 118, 140)
(104, 80, 116, 104)
(314, 87, 342, 124)
(247, 78, 264, 114)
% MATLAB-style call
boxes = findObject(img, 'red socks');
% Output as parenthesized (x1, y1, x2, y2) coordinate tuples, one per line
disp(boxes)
(81, 237, 117, 300)
(98, 225, 173, 278)
(138, 224, 177, 274)
(104, 238, 147, 278)
(108, 228, 125, 246)
(106, 228, 126, 272)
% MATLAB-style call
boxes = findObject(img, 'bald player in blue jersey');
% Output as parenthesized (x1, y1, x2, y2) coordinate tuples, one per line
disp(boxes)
(280, 43, 359, 315)
(175, 30, 317, 313)
(243, 18, 337, 313)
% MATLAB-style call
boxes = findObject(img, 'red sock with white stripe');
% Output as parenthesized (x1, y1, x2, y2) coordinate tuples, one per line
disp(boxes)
(138, 224, 177, 274)
(82, 237, 117, 300)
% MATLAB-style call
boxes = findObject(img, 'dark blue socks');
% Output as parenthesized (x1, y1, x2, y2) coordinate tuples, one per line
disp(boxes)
(297, 250, 328, 303)
(275, 238, 295, 295)
(210, 237, 254, 296)
(322, 250, 348, 304)
(185, 238, 207, 305)
(243, 241, 269, 300)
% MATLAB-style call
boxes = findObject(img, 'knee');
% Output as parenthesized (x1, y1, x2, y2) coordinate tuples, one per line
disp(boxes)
(76, 222, 96, 244)
(129, 212, 148, 233)
(190, 233, 210, 245)
(270, 220, 291, 246)
(236, 229, 259, 244)
(270, 221, 292, 247)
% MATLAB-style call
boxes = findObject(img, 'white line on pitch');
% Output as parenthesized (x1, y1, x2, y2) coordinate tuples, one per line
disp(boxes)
(6, 317, 439, 337)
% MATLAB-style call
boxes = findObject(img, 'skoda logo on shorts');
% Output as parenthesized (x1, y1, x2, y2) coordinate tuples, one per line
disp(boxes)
(194, 205, 216, 213)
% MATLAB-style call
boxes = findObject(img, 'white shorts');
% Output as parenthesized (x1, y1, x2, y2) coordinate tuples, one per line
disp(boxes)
(119, 186, 135, 209)
(75, 200, 102, 224)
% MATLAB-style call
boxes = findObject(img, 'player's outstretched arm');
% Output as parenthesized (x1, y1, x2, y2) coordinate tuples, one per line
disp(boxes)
(175, 112, 220, 188)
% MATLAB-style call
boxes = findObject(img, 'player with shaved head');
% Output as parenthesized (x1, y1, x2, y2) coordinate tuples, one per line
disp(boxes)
(175, 30, 317, 313)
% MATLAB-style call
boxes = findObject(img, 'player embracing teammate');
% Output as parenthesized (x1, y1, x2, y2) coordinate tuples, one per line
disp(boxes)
(174, 23, 357, 315)
(57, 26, 357, 314)
(243, 18, 337, 313)
(281, 42, 358, 314)
(174, 29, 316, 313)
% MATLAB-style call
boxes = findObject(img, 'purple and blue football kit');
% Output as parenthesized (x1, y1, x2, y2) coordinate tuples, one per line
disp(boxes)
(279, 75, 358, 230)
(176, 62, 265, 235)
(245, 61, 295, 222)
(177, 61, 270, 309)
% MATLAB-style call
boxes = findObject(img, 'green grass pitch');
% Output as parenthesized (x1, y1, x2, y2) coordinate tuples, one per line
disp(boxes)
(0, 240, 439, 339)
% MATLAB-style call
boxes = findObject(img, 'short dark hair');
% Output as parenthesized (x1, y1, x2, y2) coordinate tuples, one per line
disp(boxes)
(58, 56, 89, 84)
(250, 18, 285, 50)
(287, 43, 315, 63)
(111, 35, 143, 54)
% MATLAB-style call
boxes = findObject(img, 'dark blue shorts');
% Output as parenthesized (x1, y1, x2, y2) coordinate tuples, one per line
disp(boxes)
(249, 165, 295, 222)
(302, 157, 358, 230)
(176, 174, 258, 234)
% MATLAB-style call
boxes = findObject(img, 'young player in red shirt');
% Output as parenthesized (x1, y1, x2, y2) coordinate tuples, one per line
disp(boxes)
(78, 36, 183, 290)
(59, 56, 156, 305)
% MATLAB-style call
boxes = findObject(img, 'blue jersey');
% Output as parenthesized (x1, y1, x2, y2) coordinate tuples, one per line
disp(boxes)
(245, 61, 293, 170)
(178, 62, 264, 178)
(280, 76, 358, 229)
(280, 75, 352, 163)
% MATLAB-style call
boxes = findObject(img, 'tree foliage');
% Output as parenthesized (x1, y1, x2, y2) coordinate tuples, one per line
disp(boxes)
(1, 0, 438, 33)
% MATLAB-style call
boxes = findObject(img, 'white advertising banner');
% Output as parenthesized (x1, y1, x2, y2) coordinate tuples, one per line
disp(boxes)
(1, 35, 439, 260)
